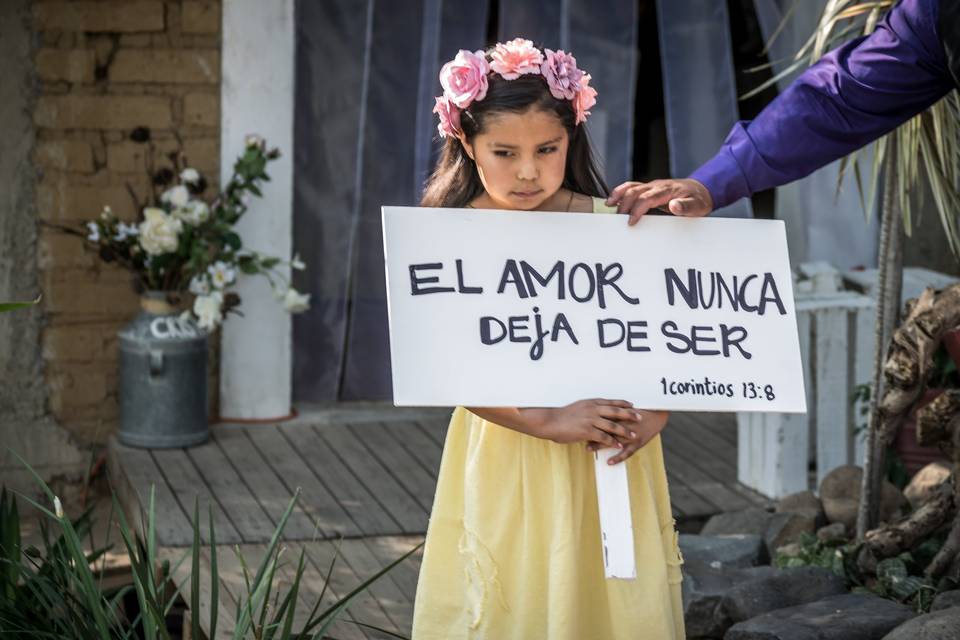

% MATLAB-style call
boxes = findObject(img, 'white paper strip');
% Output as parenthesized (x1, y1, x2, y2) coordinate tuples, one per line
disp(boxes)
(594, 448, 636, 579)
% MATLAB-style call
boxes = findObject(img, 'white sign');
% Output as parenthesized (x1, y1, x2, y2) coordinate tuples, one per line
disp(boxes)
(382, 206, 807, 414)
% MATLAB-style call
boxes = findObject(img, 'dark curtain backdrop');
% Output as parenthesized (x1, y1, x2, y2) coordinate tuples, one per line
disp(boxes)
(292, 0, 748, 401)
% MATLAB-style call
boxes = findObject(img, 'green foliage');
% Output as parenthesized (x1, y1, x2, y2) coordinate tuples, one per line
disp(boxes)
(0, 455, 418, 639)
(0, 297, 40, 314)
(774, 527, 956, 614)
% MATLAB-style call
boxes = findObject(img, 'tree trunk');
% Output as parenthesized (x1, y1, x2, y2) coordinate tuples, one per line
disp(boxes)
(857, 145, 904, 540)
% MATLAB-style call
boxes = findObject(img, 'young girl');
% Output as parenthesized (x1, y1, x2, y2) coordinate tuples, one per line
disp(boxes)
(412, 39, 685, 639)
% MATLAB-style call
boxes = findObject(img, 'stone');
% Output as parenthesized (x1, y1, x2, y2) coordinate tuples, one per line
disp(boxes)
(679, 534, 767, 571)
(816, 522, 849, 544)
(881, 606, 960, 639)
(701, 508, 771, 538)
(903, 462, 952, 511)
(700, 508, 814, 559)
(767, 510, 817, 551)
(777, 490, 822, 511)
(820, 465, 908, 531)
(930, 590, 960, 612)
(725, 593, 915, 639)
(722, 566, 848, 624)
(682, 564, 778, 638)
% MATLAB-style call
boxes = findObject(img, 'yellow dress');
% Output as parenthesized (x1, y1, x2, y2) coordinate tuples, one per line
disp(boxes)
(411, 198, 685, 640)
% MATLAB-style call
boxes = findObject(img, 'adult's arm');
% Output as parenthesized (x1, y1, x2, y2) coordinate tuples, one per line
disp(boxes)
(691, 0, 953, 209)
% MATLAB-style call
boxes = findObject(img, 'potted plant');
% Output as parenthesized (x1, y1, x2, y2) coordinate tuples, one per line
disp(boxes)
(48, 133, 309, 448)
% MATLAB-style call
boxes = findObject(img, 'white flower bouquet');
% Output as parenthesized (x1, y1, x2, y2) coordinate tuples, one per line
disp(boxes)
(53, 133, 309, 331)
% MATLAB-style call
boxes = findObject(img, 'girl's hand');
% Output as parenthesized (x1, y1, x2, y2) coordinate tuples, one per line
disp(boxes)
(606, 179, 713, 225)
(587, 409, 669, 464)
(536, 399, 644, 450)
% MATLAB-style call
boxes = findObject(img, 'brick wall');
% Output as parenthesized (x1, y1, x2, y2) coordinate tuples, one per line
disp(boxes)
(32, 0, 222, 446)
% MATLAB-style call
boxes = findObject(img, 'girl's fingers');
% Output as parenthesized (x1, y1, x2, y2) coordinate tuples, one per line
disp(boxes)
(590, 428, 621, 449)
(597, 405, 643, 426)
(593, 417, 633, 440)
(607, 444, 636, 464)
(594, 398, 634, 409)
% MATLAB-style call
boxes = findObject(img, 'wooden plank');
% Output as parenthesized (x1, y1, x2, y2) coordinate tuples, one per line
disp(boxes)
(662, 419, 737, 484)
(727, 481, 776, 509)
(246, 425, 362, 539)
(815, 307, 851, 486)
(672, 413, 737, 462)
(660, 448, 720, 516)
(213, 426, 319, 540)
(686, 411, 738, 446)
(159, 546, 238, 640)
(665, 483, 717, 518)
(415, 418, 448, 449)
(280, 424, 403, 537)
(187, 438, 277, 543)
(300, 540, 400, 639)
(318, 424, 428, 534)
(267, 543, 368, 640)
(363, 536, 423, 601)
(380, 420, 444, 480)
(659, 428, 734, 486)
(359, 422, 438, 511)
(108, 438, 193, 547)
(151, 448, 242, 545)
(686, 482, 754, 512)
(337, 538, 414, 634)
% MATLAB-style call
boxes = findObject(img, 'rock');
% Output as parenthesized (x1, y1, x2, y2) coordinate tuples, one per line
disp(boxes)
(702, 508, 772, 538)
(903, 462, 952, 511)
(766, 510, 817, 551)
(930, 590, 960, 612)
(722, 566, 847, 624)
(819, 465, 908, 531)
(776, 489, 826, 527)
(725, 593, 915, 640)
(700, 508, 813, 559)
(682, 564, 778, 638)
(881, 606, 960, 639)
(816, 522, 848, 544)
(680, 534, 767, 570)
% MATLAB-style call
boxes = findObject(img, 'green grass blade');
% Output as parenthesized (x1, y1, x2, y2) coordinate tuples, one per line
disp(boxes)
(301, 542, 423, 636)
(209, 506, 218, 640)
(191, 499, 202, 640)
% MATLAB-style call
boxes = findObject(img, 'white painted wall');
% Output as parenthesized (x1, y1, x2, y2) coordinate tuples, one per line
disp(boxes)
(219, 0, 295, 419)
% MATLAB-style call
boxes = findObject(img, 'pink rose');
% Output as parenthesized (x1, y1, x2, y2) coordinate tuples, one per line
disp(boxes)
(574, 74, 597, 125)
(439, 49, 489, 109)
(489, 38, 544, 80)
(433, 96, 461, 138)
(541, 49, 584, 101)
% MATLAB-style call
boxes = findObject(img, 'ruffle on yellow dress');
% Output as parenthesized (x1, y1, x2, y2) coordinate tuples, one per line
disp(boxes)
(411, 198, 685, 640)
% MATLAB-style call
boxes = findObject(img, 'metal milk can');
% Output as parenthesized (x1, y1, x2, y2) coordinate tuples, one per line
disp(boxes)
(118, 291, 209, 448)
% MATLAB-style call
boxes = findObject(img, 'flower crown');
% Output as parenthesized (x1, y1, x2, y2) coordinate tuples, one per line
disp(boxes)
(433, 38, 598, 139)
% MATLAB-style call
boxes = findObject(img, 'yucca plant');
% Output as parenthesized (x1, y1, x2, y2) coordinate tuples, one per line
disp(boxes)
(0, 453, 419, 639)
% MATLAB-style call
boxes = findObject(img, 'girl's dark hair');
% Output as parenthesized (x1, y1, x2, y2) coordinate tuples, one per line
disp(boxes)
(420, 62, 608, 208)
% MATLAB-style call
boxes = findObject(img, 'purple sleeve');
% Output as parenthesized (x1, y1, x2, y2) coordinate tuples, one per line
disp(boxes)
(690, 0, 953, 209)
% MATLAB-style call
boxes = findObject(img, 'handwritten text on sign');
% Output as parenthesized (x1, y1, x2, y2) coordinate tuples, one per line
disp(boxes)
(382, 206, 806, 413)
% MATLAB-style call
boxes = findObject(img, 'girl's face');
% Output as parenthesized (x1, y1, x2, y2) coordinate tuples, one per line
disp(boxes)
(461, 108, 569, 211)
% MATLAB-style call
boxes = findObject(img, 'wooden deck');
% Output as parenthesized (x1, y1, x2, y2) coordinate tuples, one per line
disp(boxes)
(108, 407, 770, 639)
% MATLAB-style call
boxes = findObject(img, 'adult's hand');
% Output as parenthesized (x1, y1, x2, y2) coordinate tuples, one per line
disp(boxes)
(606, 178, 713, 226)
